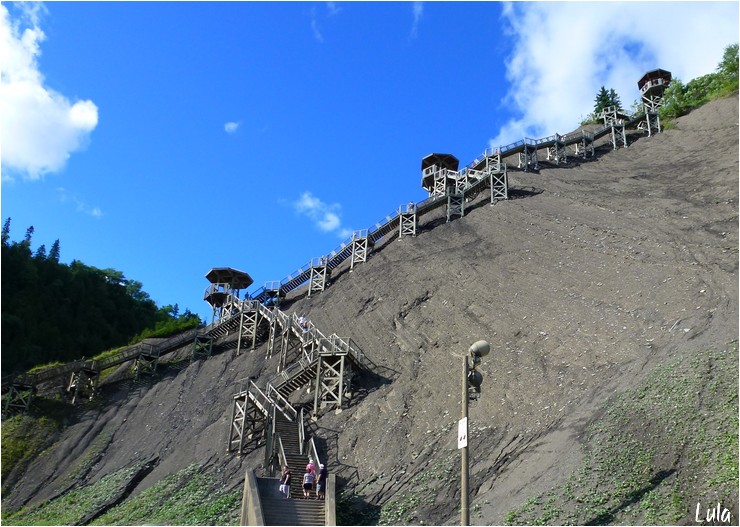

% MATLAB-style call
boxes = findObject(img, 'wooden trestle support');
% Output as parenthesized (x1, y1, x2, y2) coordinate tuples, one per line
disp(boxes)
(3, 383, 35, 416)
(308, 258, 328, 297)
(601, 106, 628, 150)
(642, 95, 663, 137)
(225, 299, 364, 456)
(191, 334, 214, 361)
(134, 343, 160, 381)
(399, 204, 418, 238)
(68, 367, 98, 404)
(518, 141, 539, 171)
(546, 134, 568, 164)
(350, 230, 369, 269)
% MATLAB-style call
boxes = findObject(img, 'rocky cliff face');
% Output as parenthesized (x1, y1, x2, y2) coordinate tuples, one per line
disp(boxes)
(3, 96, 738, 526)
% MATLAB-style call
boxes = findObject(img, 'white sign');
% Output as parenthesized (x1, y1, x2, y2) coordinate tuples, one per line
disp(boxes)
(458, 417, 468, 449)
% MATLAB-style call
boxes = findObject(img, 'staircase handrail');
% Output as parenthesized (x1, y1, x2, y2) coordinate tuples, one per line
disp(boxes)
(244, 380, 271, 415)
(317, 333, 366, 370)
(298, 407, 305, 456)
(13, 358, 90, 386)
(264, 404, 276, 473)
(533, 134, 558, 146)
(308, 436, 322, 469)
(280, 261, 313, 287)
(239, 470, 264, 527)
(268, 352, 315, 391)
(152, 327, 201, 355)
(367, 206, 402, 237)
(267, 383, 298, 422)
(203, 298, 243, 333)
(255, 301, 275, 323)
(89, 344, 144, 372)
(241, 379, 298, 423)
(277, 433, 287, 471)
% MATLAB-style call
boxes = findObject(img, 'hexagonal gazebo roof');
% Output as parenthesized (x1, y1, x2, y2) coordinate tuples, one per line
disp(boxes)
(205, 267, 254, 289)
(421, 153, 460, 191)
(637, 69, 672, 94)
(421, 153, 459, 172)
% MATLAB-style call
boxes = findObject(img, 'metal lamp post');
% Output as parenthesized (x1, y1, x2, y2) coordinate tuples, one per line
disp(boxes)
(460, 340, 490, 526)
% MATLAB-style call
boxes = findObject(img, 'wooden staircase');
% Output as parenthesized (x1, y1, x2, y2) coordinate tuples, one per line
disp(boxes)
(257, 476, 325, 526)
(276, 414, 312, 498)
(256, 413, 325, 525)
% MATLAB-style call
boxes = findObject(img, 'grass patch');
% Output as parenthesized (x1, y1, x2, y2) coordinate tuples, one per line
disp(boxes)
(1, 413, 62, 483)
(377, 453, 456, 525)
(26, 361, 65, 374)
(90, 464, 241, 525)
(90, 345, 129, 362)
(2, 464, 240, 526)
(2, 464, 140, 525)
(504, 342, 739, 525)
(60, 431, 113, 487)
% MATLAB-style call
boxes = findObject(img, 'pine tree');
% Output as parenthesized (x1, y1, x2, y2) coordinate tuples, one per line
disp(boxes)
(593, 86, 611, 114)
(49, 240, 61, 262)
(2, 217, 10, 245)
(608, 88, 623, 111)
(594, 86, 624, 115)
(35, 244, 47, 259)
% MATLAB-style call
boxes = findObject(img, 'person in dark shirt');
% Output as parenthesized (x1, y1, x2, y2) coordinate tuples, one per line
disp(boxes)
(279, 466, 291, 499)
(316, 463, 328, 500)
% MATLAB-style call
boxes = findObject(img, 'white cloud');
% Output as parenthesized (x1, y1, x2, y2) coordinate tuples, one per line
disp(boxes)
(410, 2, 423, 39)
(311, 3, 342, 43)
(310, 7, 324, 43)
(490, 2, 739, 149)
(293, 191, 348, 236)
(326, 2, 341, 16)
(311, 19, 323, 43)
(224, 121, 240, 134)
(0, 3, 99, 181)
(57, 187, 103, 218)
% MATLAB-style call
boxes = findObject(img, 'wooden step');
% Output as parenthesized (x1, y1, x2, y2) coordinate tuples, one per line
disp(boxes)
(262, 497, 324, 526)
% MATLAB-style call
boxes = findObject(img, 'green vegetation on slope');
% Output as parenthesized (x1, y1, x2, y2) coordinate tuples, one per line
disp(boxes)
(2, 464, 241, 526)
(660, 43, 738, 120)
(90, 464, 241, 526)
(504, 342, 739, 526)
(2, 464, 141, 526)
(1, 412, 63, 484)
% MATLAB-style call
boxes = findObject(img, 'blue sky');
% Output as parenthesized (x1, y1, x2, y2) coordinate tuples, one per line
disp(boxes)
(2, 1, 738, 322)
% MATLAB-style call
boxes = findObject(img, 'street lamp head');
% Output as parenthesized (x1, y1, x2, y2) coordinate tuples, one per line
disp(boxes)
(469, 340, 490, 359)
(467, 369, 483, 389)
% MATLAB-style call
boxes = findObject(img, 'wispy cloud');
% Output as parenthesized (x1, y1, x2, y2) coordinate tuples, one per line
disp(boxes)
(224, 121, 240, 134)
(310, 3, 341, 43)
(292, 191, 350, 237)
(57, 187, 103, 218)
(490, 2, 738, 149)
(0, 3, 99, 181)
(310, 7, 324, 43)
(410, 2, 423, 39)
(326, 2, 341, 17)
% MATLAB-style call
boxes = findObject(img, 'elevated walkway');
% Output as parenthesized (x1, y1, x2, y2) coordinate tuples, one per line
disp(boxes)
(3, 328, 204, 414)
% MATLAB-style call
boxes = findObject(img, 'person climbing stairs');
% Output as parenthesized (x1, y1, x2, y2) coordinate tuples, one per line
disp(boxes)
(255, 412, 325, 525)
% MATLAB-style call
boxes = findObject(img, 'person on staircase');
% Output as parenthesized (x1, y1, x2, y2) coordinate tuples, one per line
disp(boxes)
(279, 466, 291, 499)
(302, 467, 315, 499)
(316, 463, 328, 500)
